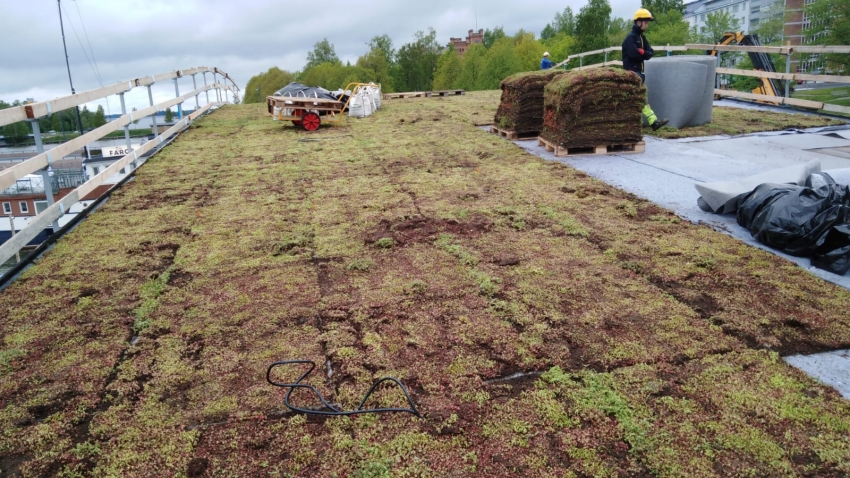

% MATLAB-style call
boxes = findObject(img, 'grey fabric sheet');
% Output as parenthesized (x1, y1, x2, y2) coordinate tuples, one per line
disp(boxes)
(694, 159, 822, 213)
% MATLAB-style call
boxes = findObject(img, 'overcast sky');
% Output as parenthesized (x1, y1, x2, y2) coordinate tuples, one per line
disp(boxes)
(1, 0, 646, 113)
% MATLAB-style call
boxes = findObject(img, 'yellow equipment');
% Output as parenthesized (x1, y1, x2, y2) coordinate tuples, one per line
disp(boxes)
(709, 32, 782, 97)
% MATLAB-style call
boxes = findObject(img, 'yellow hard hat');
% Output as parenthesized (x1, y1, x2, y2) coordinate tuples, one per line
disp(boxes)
(543, 52, 550, 57)
(633, 8, 654, 21)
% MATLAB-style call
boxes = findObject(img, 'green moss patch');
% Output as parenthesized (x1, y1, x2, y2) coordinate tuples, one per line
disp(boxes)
(1, 92, 849, 476)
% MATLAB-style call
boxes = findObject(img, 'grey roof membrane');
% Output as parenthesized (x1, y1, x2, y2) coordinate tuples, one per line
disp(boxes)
(487, 100, 850, 399)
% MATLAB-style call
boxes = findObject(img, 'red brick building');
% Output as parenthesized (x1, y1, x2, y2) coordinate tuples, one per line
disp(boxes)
(785, 0, 825, 72)
(785, 0, 806, 47)
(449, 29, 484, 56)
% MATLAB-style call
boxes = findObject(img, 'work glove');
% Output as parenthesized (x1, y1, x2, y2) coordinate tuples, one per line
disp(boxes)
(637, 48, 645, 56)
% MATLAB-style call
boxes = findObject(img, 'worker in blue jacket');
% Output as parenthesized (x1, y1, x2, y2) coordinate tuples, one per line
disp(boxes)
(622, 8, 669, 131)
(540, 52, 554, 70)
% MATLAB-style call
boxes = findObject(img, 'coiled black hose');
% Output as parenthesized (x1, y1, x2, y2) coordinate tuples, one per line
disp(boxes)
(266, 360, 421, 417)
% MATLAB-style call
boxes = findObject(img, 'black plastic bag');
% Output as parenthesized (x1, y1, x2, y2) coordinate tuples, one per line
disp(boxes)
(736, 182, 850, 275)
(274, 82, 339, 102)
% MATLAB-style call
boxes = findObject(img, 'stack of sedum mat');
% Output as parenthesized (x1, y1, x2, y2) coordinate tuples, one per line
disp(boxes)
(541, 68, 645, 149)
(494, 69, 567, 134)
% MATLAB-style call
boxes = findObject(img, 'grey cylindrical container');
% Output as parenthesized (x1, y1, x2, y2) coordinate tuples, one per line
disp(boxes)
(645, 55, 716, 127)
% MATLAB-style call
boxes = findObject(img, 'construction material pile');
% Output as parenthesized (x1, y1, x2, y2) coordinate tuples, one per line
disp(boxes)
(541, 68, 645, 148)
(493, 69, 566, 134)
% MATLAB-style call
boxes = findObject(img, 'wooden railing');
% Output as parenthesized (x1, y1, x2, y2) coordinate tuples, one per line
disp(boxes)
(0, 67, 239, 268)
(551, 44, 850, 114)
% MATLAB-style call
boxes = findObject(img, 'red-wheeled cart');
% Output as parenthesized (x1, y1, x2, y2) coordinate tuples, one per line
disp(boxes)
(266, 97, 344, 131)
(266, 82, 375, 131)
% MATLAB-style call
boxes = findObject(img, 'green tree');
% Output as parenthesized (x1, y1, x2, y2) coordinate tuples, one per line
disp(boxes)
(432, 45, 463, 89)
(2, 119, 29, 145)
(80, 106, 93, 131)
(542, 32, 575, 65)
(366, 34, 396, 91)
(298, 63, 339, 89)
(299, 63, 375, 90)
(695, 10, 742, 44)
(642, 0, 685, 15)
(607, 17, 631, 48)
(243, 67, 297, 104)
(1, 100, 34, 143)
(645, 9, 692, 49)
(728, 56, 762, 91)
(753, 5, 786, 45)
(55, 108, 77, 136)
(94, 105, 106, 127)
(457, 43, 487, 91)
(540, 24, 557, 41)
(554, 7, 577, 36)
(513, 32, 546, 72)
(478, 37, 523, 89)
(395, 28, 442, 91)
(483, 26, 506, 48)
(805, 0, 850, 71)
(573, 0, 612, 65)
(50, 112, 61, 132)
(164, 107, 174, 123)
(357, 48, 394, 91)
(305, 38, 340, 70)
(369, 34, 396, 62)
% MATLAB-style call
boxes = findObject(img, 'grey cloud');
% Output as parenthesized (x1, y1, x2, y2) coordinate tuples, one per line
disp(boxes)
(2, 0, 640, 103)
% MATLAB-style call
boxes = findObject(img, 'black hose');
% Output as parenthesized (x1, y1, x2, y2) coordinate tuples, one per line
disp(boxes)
(266, 360, 421, 417)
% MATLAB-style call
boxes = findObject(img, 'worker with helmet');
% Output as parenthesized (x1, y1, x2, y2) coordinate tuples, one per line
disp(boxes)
(622, 8, 669, 131)
(541, 52, 554, 70)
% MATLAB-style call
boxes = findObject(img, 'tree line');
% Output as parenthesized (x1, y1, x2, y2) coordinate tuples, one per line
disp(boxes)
(242, 0, 847, 103)
(0, 100, 108, 146)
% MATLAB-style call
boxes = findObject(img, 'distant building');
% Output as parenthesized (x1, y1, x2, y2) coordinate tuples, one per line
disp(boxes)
(785, 0, 825, 72)
(449, 29, 484, 56)
(684, 0, 757, 37)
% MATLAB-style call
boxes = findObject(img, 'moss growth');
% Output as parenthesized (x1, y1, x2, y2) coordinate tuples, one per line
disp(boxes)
(0, 94, 849, 476)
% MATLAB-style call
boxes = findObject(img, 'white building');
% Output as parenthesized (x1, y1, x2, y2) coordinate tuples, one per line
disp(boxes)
(683, 0, 782, 37)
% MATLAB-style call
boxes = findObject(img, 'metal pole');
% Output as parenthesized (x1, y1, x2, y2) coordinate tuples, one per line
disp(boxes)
(716, 55, 722, 90)
(173, 78, 183, 119)
(203, 72, 210, 105)
(579, 55, 583, 68)
(57, 0, 87, 159)
(148, 85, 158, 140)
(119, 92, 134, 169)
(192, 73, 199, 110)
(604, 51, 608, 64)
(7, 215, 20, 263)
(30, 120, 60, 231)
(784, 52, 791, 98)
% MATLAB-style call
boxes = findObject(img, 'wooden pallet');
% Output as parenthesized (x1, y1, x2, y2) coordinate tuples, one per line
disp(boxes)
(382, 91, 429, 99)
(538, 136, 645, 157)
(382, 89, 466, 100)
(490, 125, 539, 141)
(430, 89, 465, 97)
